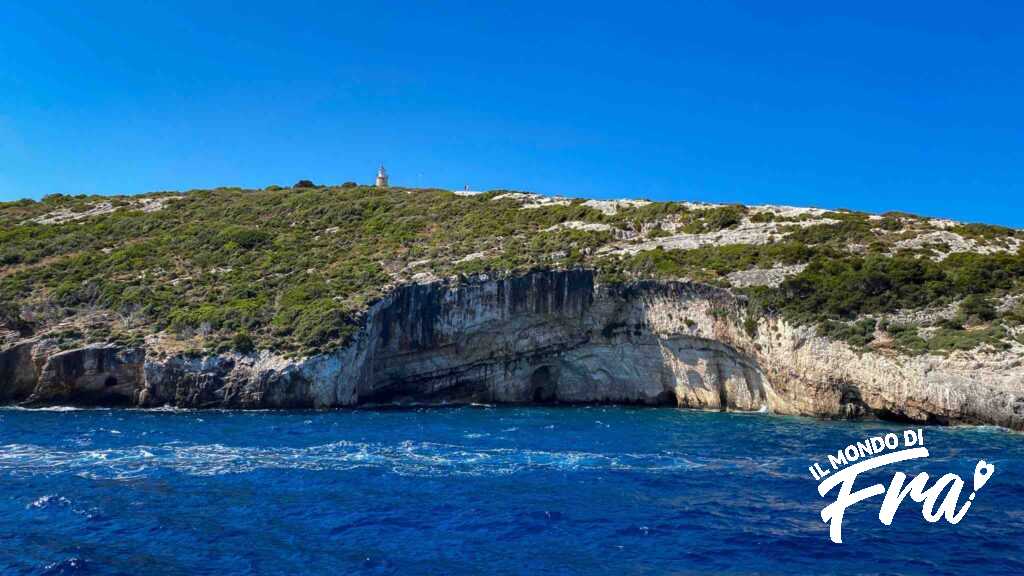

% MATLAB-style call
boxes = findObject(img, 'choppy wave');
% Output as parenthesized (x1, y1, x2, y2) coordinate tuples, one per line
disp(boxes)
(2, 408, 1022, 575)
(0, 440, 717, 480)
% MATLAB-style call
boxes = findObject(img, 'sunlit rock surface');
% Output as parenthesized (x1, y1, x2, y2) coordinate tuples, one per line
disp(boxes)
(2, 270, 1022, 429)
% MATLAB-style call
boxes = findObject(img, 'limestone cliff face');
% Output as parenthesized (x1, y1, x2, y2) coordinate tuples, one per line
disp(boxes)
(2, 270, 1022, 429)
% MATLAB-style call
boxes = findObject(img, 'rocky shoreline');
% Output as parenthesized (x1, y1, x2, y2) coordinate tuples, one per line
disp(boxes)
(2, 270, 1023, 430)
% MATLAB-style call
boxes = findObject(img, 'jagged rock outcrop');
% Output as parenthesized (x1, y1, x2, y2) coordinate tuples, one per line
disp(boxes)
(2, 270, 1023, 429)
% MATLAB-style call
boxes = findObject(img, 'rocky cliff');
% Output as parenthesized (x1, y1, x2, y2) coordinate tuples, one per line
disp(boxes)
(3, 269, 1021, 430)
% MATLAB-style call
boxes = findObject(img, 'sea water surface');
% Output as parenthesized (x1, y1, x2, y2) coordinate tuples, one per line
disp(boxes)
(1, 407, 1022, 575)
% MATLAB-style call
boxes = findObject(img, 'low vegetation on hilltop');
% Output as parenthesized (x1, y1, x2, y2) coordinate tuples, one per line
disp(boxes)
(1, 185, 1021, 357)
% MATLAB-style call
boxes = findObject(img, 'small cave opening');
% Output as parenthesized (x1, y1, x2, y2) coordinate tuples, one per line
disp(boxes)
(103, 375, 119, 388)
(529, 366, 558, 404)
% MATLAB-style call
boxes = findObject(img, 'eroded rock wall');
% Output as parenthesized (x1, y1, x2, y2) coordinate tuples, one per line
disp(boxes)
(2, 270, 1022, 430)
(353, 271, 768, 409)
(17, 344, 145, 406)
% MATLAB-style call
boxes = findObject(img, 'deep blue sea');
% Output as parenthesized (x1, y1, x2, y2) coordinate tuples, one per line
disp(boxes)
(1, 407, 1022, 575)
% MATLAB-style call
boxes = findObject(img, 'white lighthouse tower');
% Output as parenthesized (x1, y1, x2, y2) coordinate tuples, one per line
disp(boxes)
(375, 165, 389, 188)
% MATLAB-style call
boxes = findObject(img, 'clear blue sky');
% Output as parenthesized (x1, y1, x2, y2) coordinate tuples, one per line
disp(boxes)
(1, 2, 1022, 226)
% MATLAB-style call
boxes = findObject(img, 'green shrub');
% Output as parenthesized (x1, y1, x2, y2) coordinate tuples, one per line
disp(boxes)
(877, 217, 904, 231)
(702, 205, 745, 231)
(958, 294, 997, 323)
(611, 202, 689, 227)
(679, 205, 746, 233)
(231, 332, 255, 354)
(937, 317, 965, 330)
(743, 314, 758, 337)
(218, 226, 272, 250)
(0, 302, 29, 333)
(882, 322, 928, 355)
(928, 325, 1010, 353)
(786, 221, 874, 245)
(818, 318, 877, 348)
(1005, 301, 1024, 325)
(647, 226, 673, 239)
(953, 223, 1017, 240)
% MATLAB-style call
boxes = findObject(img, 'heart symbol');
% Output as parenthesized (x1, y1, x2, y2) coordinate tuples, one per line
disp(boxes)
(974, 460, 995, 491)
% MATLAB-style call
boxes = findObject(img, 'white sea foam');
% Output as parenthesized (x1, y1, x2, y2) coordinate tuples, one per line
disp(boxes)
(950, 424, 1016, 434)
(27, 494, 71, 509)
(0, 440, 706, 480)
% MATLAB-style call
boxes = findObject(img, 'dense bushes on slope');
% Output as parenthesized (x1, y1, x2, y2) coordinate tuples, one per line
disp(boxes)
(749, 252, 1024, 322)
(743, 251, 1024, 353)
(2, 186, 1021, 356)
(595, 242, 823, 284)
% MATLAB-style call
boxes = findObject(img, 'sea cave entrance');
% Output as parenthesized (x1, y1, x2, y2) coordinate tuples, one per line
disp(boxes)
(529, 366, 558, 403)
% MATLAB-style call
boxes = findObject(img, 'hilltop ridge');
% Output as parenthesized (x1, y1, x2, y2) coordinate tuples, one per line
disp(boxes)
(3, 184, 1022, 358)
